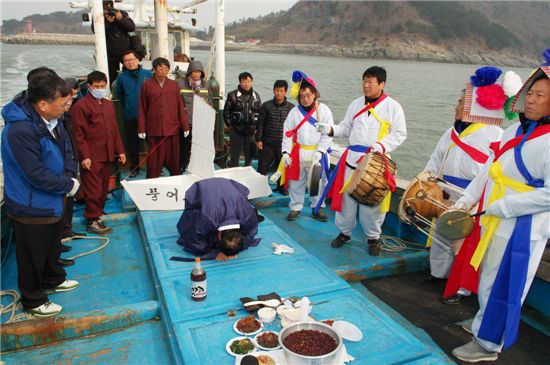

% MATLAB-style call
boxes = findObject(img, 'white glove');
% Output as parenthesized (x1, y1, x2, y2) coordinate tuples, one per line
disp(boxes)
(269, 171, 282, 184)
(183, 130, 190, 138)
(486, 200, 505, 218)
(67, 178, 80, 197)
(272, 242, 295, 255)
(316, 123, 332, 135)
(311, 151, 323, 166)
(138, 133, 146, 139)
(454, 196, 473, 211)
(371, 143, 384, 154)
(282, 153, 292, 167)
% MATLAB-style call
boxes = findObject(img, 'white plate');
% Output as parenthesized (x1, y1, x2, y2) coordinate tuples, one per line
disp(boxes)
(235, 350, 285, 365)
(226, 336, 257, 357)
(254, 331, 281, 351)
(332, 320, 363, 342)
(280, 316, 314, 328)
(234, 317, 264, 335)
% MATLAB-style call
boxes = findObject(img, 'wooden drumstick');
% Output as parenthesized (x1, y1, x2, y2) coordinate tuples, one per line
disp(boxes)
(445, 211, 486, 225)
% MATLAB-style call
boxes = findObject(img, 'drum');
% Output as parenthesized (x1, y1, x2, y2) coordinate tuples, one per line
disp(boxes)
(345, 152, 397, 206)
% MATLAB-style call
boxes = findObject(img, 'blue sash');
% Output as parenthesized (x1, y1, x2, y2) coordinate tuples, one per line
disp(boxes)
(478, 122, 542, 349)
(298, 105, 318, 125)
(313, 145, 370, 214)
(442, 175, 471, 189)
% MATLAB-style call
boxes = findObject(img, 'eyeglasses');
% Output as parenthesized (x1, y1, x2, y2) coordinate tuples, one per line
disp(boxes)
(123, 58, 138, 63)
(300, 93, 315, 99)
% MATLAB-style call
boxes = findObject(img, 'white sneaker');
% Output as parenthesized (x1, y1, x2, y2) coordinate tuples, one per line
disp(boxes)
(45, 279, 80, 294)
(452, 340, 498, 363)
(26, 301, 62, 317)
(459, 318, 474, 334)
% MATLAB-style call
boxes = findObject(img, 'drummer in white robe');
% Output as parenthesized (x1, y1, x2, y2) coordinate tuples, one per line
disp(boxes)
(317, 66, 406, 256)
(451, 56, 550, 362)
(423, 76, 508, 304)
(281, 72, 334, 222)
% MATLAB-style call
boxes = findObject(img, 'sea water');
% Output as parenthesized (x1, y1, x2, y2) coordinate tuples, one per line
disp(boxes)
(0, 44, 533, 178)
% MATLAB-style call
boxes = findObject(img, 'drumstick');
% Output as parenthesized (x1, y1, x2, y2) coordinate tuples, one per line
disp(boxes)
(445, 210, 486, 225)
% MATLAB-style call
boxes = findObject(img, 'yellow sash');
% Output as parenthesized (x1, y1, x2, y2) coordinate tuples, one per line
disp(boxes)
(340, 107, 392, 212)
(276, 144, 317, 186)
(447, 123, 487, 152)
(470, 161, 535, 270)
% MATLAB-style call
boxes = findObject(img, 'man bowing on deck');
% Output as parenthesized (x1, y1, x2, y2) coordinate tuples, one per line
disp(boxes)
(176, 178, 261, 261)
(316, 66, 407, 256)
(451, 50, 550, 362)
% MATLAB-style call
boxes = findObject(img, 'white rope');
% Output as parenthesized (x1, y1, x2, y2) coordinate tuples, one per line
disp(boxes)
(379, 235, 427, 252)
(64, 235, 110, 260)
(0, 290, 33, 323)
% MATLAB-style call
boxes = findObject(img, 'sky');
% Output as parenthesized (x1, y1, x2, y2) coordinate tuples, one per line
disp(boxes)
(1, 0, 298, 28)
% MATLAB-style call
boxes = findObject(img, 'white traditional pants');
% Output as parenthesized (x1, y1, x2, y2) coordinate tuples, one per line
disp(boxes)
(288, 161, 326, 212)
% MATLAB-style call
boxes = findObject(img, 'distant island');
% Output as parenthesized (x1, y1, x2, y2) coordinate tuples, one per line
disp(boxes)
(2, 1, 548, 67)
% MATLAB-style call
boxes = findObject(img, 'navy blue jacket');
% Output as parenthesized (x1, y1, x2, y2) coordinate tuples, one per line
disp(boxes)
(115, 66, 153, 121)
(176, 178, 260, 258)
(1, 95, 75, 218)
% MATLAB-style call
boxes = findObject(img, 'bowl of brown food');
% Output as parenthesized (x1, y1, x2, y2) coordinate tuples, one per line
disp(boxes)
(234, 315, 263, 335)
(254, 331, 281, 351)
(279, 322, 342, 364)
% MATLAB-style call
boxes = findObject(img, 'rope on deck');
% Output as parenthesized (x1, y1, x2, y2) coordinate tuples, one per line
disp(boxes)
(379, 235, 427, 252)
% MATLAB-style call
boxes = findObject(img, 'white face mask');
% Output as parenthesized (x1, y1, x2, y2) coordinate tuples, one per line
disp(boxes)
(89, 87, 109, 100)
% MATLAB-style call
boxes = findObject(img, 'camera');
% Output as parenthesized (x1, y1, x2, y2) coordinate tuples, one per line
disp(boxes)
(107, 8, 117, 17)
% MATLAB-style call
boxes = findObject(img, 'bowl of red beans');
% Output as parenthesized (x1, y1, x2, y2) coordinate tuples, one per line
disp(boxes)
(279, 322, 342, 364)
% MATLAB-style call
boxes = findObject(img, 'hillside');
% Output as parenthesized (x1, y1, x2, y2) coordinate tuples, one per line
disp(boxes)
(1, 11, 91, 35)
(226, 1, 549, 66)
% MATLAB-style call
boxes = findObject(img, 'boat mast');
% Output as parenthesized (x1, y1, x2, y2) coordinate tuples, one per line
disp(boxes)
(215, 0, 225, 108)
(90, 0, 109, 85)
(154, 0, 170, 59)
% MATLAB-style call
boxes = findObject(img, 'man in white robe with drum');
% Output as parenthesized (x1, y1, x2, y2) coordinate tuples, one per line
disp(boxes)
(451, 52, 550, 362)
(422, 68, 516, 304)
(280, 71, 334, 222)
(316, 66, 407, 256)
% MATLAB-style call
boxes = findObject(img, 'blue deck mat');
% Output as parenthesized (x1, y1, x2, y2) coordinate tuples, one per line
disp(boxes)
(138, 209, 451, 364)
(1, 319, 173, 365)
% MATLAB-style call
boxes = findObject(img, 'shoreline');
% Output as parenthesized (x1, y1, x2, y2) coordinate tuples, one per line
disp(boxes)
(0, 33, 538, 68)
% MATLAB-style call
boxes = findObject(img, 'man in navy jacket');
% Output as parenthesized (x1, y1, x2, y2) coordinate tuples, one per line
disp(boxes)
(1, 69, 80, 317)
(176, 178, 261, 261)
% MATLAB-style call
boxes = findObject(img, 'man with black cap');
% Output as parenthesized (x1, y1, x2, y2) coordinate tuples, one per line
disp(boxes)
(281, 71, 333, 223)
(178, 60, 212, 172)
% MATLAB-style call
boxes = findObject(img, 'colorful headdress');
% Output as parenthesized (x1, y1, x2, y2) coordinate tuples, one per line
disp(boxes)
(290, 70, 320, 100)
(511, 48, 550, 113)
(462, 66, 522, 125)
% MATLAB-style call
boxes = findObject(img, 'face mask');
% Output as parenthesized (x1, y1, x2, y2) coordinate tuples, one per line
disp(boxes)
(89, 87, 109, 100)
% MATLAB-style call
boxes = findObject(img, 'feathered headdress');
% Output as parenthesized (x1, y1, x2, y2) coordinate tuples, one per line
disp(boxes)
(290, 70, 320, 100)
(463, 66, 522, 125)
(511, 48, 550, 113)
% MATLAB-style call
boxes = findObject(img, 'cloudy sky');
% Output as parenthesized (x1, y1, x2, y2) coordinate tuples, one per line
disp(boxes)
(1, 0, 297, 27)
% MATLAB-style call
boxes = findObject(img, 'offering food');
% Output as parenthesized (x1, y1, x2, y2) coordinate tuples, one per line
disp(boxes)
(237, 316, 262, 334)
(321, 319, 335, 326)
(257, 355, 276, 365)
(230, 338, 255, 355)
(256, 332, 279, 349)
(283, 329, 337, 356)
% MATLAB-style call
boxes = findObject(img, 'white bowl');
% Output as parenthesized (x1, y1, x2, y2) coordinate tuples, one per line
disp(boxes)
(254, 331, 281, 351)
(234, 317, 264, 336)
(225, 336, 256, 356)
(258, 307, 276, 323)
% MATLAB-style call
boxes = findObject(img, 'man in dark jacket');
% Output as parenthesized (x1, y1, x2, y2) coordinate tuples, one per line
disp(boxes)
(223, 72, 262, 167)
(92, 5, 136, 83)
(178, 60, 212, 172)
(1, 70, 80, 317)
(176, 178, 261, 261)
(115, 50, 153, 176)
(256, 80, 294, 193)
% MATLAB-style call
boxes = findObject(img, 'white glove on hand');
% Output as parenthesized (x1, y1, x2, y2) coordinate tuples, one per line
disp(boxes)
(371, 143, 384, 154)
(67, 178, 80, 197)
(486, 200, 505, 218)
(454, 196, 473, 211)
(183, 130, 190, 138)
(316, 123, 332, 135)
(138, 133, 146, 139)
(282, 153, 292, 167)
(311, 151, 323, 167)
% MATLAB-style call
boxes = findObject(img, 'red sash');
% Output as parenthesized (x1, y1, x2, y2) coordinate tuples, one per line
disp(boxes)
(450, 129, 489, 164)
(352, 93, 388, 120)
(494, 124, 550, 161)
(284, 105, 318, 188)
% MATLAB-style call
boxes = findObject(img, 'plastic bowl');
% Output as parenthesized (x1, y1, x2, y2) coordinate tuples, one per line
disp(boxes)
(257, 307, 276, 323)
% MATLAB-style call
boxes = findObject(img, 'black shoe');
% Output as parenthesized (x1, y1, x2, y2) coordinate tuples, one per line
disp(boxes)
(60, 244, 72, 253)
(441, 293, 465, 305)
(418, 275, 443, 284)
(287, 210, 300, 221)
(279, 188, 289, 196)
(368, 239, 380, 256)
(62, 231, 87, 240)
(58, 258, 75, 267)
(331, 233, 351, 248)
(311, 208, 328, 222)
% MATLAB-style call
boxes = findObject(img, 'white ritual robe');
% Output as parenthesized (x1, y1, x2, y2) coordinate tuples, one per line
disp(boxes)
(461, 122, 550, 352)
(333, 95, 407, 239)
(424, 124, 503, 278)
(282, 102, 334, 211)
